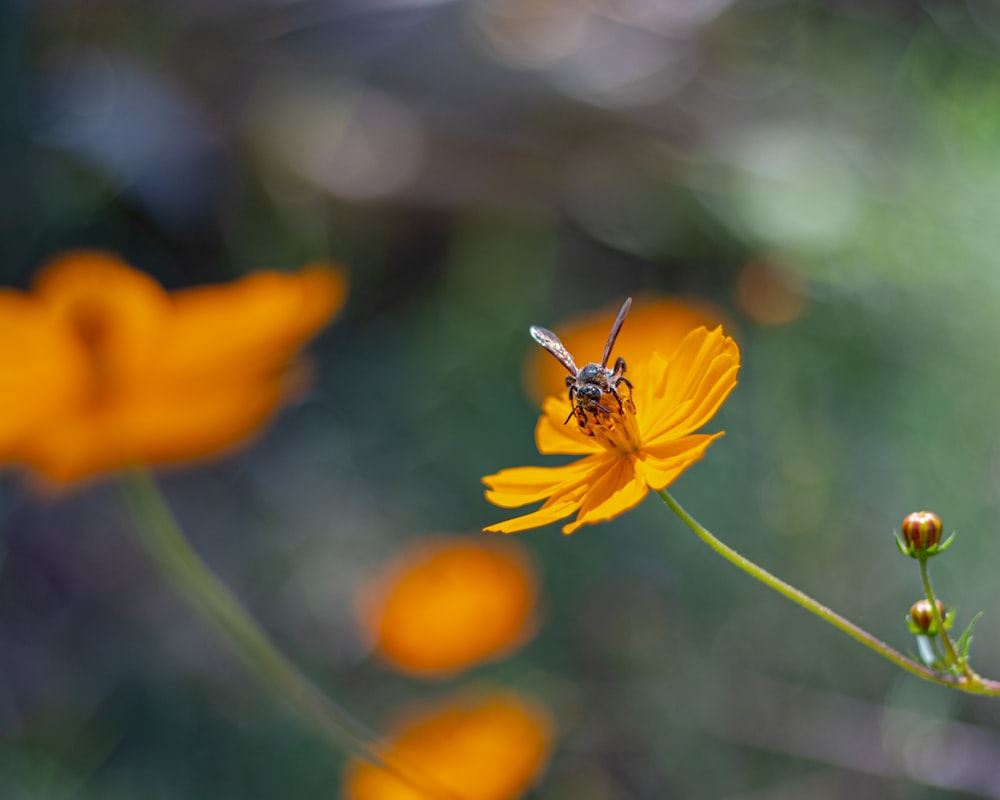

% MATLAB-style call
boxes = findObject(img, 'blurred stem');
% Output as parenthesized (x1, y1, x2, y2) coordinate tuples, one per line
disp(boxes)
(918, 557, 976, 680)
(118, 470, 463, 800)
(656, 489, 1000, 696)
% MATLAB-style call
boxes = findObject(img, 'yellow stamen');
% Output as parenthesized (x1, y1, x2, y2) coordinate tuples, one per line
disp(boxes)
(575, 388, 641, 455)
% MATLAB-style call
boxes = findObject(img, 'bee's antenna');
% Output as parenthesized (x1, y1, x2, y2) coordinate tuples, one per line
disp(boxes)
(601, 297, 632, 368)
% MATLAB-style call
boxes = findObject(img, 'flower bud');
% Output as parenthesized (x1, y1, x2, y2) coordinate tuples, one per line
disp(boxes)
(908, 599, 946, 634)
(896, 510, 952, 558)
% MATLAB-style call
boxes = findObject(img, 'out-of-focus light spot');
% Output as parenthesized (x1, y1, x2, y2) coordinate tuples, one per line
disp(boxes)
(469, 0, 593, 69)
(546, 23, 696, 109)
(736, 257, 807, 325)
(968, 0, 1000, 43)
(355, 536, 540, 678)
(599, 0, 734, 34)
(564, 141, 685, 255)
(711, 126, 864, 252)
(897, 719, 954, 784)
(469, 0, 728, 107)
(24, 48, 117, 145)
(245, 76, 425, 200)
(23, 49, 222, 227)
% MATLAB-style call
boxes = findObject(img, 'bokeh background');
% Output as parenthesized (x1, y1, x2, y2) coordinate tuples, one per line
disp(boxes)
(5, 0, 1000, 797)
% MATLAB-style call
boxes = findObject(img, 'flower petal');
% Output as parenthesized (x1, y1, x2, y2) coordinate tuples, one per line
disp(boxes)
(0, 292, 89, 453)
(356, 537, 539, 677)
(638, 327, 739, 443)
(638, 432, 725, 490)
(485, 485, 589, 534)
(644, 363, 739, 445)
(343, 689, 554, 800)
(562, 456, 649, 534)
(535, 398, 603, 455)
(34, 250, 172, 379)
(162, 263, 347, 379)
(482, 455, 604, 508)
(0, 253, 348, 484)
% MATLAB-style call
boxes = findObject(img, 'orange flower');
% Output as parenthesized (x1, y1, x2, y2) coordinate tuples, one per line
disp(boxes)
(524, 294, 725, 404)
(343, 689, 554, 800)
(485, 326, 739, 534)
(1, 250, 346, 484)
(356, 537, 539, 678)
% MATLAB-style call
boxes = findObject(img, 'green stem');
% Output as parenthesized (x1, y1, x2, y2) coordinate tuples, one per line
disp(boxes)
(918, 558, 977, 681)
(656, 489, 1000, 696)
(118, 470, 463, 800)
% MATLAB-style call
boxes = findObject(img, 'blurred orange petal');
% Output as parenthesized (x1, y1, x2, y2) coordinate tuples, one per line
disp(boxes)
(357, 537, 540, 678)
(0, 292, 89, 453)
(162, 262, 347, 378)
(343, 689, 555, 800)
(16, 376, 290, 484)
(35, 251, 173, 380)
(0, 250, 346, 484)
(524, 294, 725, 404)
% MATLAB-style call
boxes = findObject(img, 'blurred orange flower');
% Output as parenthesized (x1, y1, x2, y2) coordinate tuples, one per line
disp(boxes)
(356, 537, 539, 678)
(485, 326, 739, 534)
(0, 250, 346, 484)
(524, 294, 725, 404)
(735, 257, 806, 325)
(343, 689, 554, 800)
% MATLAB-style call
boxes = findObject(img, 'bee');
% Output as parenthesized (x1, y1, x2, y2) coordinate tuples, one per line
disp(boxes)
(530, 297, 633, 424)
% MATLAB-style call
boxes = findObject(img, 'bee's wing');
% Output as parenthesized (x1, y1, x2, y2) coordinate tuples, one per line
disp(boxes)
(601, 297, 633, 367)
(530, 326, 578, 375)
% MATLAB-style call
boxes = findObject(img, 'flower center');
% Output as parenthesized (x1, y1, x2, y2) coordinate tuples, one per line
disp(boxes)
(68, 302, 117, 408)
(572, 385, 641, 455)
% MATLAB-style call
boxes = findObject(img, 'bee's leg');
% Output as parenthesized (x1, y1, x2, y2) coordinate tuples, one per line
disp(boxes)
(617, 376, 633, 398)
(606, 359, 626, 408)
(566, 377, 577, 405)
(563, 383, 580, 425)
(611, 375, 634, 411)
(568, 404, 594, 427)
(608, 385, 625, 411)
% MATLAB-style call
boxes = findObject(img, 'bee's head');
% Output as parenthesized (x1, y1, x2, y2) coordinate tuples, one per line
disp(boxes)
(576, 384, 603, 403)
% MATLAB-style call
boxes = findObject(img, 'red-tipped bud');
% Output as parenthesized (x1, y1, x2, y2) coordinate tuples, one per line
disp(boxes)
(897, 511, 952, 558)
(901, 511, 942, 550)
(908, 599, 946, 634)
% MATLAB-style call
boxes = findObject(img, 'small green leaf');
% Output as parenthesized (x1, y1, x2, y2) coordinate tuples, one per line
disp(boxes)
(955, 611, 984, 663)
(935, 532, 957, 554)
